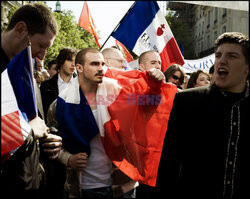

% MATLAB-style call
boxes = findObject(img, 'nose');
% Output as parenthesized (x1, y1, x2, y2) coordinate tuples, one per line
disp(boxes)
(156, 63, 161, 70)
(217, 54, 227, 65)
(37, 50, 46, 60)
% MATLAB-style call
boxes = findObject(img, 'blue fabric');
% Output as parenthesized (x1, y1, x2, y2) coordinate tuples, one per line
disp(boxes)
(7, 47, 37, 121)
(56, 87, 99, 155)
(111, 1, 159, 50)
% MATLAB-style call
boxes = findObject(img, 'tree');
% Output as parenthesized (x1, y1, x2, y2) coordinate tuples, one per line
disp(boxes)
(45, 9, 98, 67)
(165, 9, 196, 59)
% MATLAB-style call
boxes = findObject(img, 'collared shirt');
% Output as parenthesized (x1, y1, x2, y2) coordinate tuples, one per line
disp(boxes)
(57, 74, 74, 94)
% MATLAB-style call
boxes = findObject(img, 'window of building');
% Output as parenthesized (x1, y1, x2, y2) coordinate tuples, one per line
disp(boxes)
(199, 23, 201, 36)
(207, 10, 210, 28)
(214, 31, 217, 42)
(214, 8, 218, 24)
(222, 26, 226, 33)
(207, 35, 210, 49)
(222, 8, 227, 18)
(202, 21, 204, 34)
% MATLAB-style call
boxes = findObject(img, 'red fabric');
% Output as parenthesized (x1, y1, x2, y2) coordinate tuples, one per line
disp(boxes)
(1, 111, 24, 164)
(103, 68, 177, 186)
(78, 2, 101, 48)
(116, 40, 134, 63)
(160, 37, 185, 72)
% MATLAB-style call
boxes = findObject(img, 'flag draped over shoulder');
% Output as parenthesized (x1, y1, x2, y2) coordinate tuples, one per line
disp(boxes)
(56, 79, 99, 155)
(78, 1, 101, 48)
(57, 67, 177, 186)
(112, 1, 185, 72)
(1, 47, 36, 164)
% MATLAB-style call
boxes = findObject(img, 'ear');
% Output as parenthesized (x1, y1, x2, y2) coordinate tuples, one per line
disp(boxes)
(76, 63, 83, 73)
(139, 64, 146, 72)
(13, 21, 28, 39)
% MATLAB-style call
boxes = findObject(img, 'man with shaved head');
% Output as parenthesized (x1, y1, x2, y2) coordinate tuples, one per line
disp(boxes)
(102, 47, 126, 69)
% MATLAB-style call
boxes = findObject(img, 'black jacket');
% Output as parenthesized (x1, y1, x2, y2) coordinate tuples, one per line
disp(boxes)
(156, 84, 250, 199)
(40, 73, 59, 123)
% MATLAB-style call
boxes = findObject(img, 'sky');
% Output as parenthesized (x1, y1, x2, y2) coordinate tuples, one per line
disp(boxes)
(45, 1, 167, 48)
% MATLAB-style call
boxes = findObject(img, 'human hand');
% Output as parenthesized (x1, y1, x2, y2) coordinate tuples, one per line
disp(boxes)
(68, 153, 88, 171)
(148, 68, 165, 82)
(28, 116, 49, 139)
(40, 133, 62, 159)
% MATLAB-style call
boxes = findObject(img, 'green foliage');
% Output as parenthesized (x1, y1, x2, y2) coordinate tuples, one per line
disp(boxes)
(1, 5, 18, 33)
(45, 10, 98, 67)
(165, 9, 195, 59)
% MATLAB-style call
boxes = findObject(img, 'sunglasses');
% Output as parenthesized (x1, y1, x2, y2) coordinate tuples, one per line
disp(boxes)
(172, 75, 181, 80)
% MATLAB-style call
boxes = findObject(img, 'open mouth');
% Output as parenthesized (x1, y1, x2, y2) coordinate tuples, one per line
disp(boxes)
(217, 68, 229, 77)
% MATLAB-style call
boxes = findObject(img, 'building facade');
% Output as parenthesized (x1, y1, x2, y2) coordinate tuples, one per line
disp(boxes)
(1, 1, 25, 28)
(193, 5, 249, 57)
(168, 2, 249, 58)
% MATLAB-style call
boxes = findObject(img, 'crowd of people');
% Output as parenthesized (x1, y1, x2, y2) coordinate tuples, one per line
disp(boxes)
(1, 3, 249, 199)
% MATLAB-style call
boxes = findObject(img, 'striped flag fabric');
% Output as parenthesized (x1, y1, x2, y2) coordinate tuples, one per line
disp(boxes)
(1, 46, 37, 164)
(57, 67, 177, 186)
(111, 1, 185, 72)
(78, 1, 101, 48)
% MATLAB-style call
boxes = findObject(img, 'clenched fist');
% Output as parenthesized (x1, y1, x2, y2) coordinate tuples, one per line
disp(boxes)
(148, 68, 165, 82)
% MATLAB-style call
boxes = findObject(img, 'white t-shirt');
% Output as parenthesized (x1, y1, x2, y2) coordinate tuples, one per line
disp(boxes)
(57, 74, 74, 94)
(80, 109, 112, 189)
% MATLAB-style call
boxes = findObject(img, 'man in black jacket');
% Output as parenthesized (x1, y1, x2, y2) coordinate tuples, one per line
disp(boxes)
(1, 3, 62, 199)
(40, 47, 77, 123)
(39, 47, 77, 198)
(157, 32, 249, 199)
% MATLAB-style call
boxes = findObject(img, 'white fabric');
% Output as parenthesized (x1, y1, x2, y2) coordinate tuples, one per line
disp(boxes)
(133, 10, 173, 55)
(57, 73, 74, 94)
(80, 109, 112, 189)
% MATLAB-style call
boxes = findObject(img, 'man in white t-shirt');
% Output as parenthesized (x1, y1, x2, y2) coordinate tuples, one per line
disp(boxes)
(60, 48, 165, 199)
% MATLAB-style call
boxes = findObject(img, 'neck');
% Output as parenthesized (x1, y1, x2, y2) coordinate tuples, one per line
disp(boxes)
(1, 31, 27, 60)
(78, 76, 98, 95)
(59, 72, 72, 83)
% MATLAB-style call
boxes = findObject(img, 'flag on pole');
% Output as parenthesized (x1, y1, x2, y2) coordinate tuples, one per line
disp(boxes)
(1, 46, 37, 164)
(57, 67, 177, 186)
(78, 1, 101, 48)
(116, 40, 134, 63)
(111, 1, 185, 72)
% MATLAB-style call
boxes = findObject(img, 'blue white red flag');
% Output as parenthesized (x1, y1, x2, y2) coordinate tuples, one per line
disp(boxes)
(1, 46, 37, 164)
(57, 67, 177, 186)
(112, 1, 185, 72)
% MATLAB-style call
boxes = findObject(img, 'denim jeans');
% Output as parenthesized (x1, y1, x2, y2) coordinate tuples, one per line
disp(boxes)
(81, 186, 113, 199)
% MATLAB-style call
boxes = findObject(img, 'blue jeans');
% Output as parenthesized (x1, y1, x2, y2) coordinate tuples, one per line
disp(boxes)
(81, 186, 113, 199)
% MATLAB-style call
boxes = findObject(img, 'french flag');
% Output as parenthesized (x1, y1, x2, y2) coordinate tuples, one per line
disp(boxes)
(1, 47, 37, 164)
(57, 67, 177, 186)
(112, 1, 185, 72)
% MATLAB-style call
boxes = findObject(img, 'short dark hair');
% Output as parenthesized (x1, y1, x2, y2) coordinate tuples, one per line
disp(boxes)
(47, 59, 57, 70)
(75, 48, 100, 66)
(6, 3, 58, 36)
(164, 64, 185, 85)
(56, 47, 78, 70)
(214, 32, 249, 64)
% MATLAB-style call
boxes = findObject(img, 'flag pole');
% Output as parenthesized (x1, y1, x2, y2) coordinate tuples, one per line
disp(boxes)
(100, 1, 136, 51)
